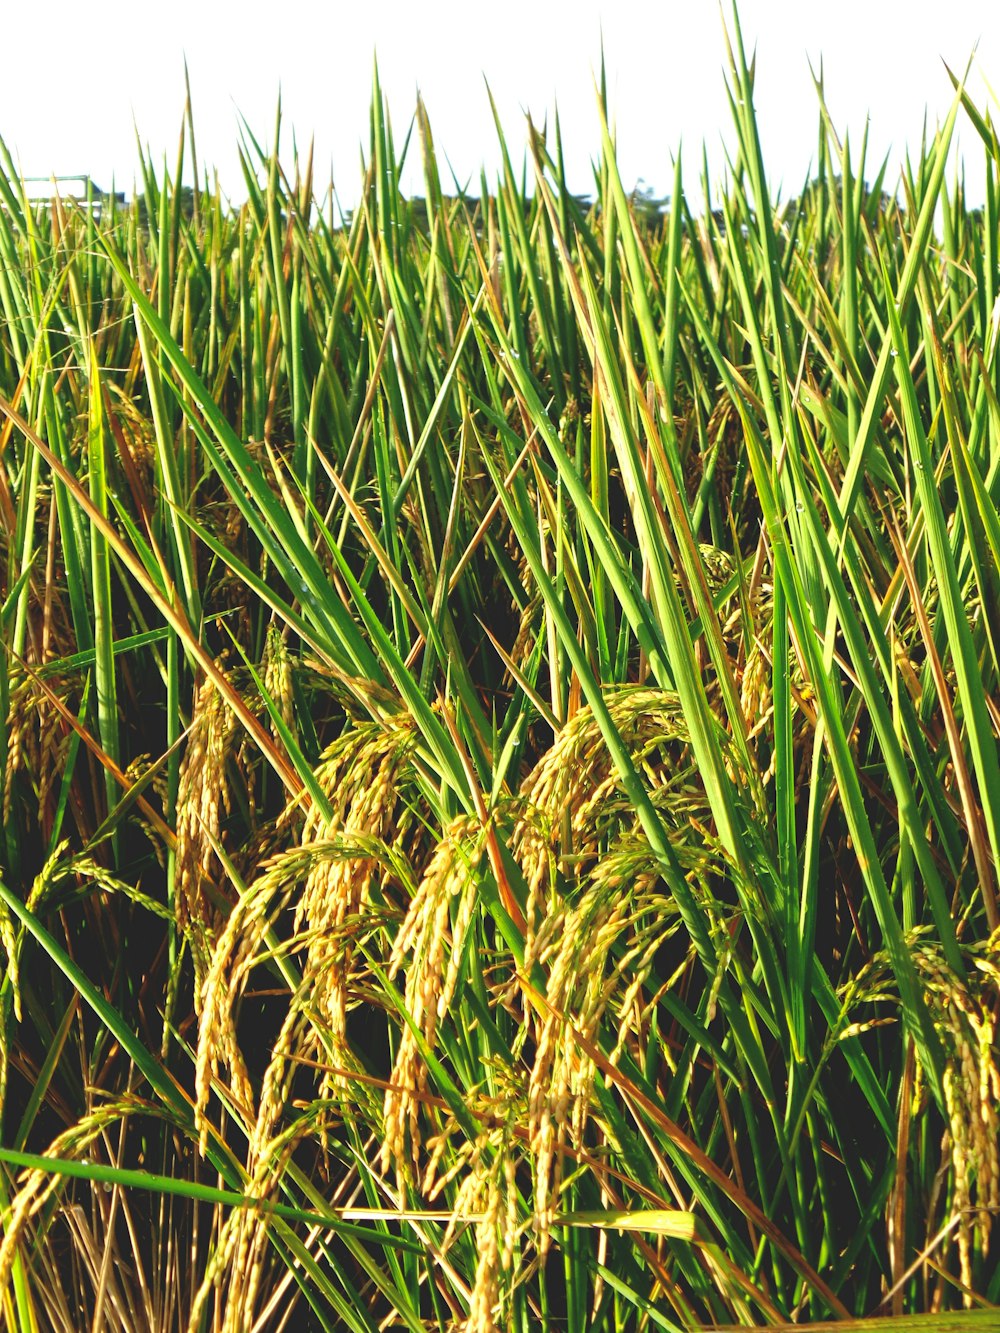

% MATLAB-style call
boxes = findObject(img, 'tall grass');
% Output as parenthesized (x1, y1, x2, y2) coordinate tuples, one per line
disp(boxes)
(0, 8, 997, 1328)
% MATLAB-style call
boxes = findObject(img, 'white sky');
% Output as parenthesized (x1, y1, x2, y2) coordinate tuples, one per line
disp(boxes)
(4, 2, 998, 208)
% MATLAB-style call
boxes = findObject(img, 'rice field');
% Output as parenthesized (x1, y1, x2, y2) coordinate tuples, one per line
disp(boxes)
(0, 10, 998, 1330)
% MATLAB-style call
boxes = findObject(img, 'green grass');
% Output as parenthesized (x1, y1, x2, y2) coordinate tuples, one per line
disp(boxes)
(0, 6, 997, 1328)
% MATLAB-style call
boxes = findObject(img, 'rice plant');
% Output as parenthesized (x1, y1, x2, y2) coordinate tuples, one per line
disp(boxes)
(0, 6, 997, 1328)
